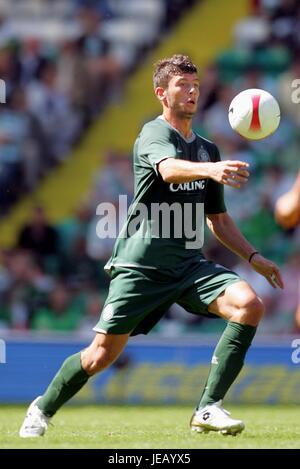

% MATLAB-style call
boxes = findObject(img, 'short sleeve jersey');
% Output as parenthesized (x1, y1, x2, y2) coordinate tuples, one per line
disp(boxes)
(105, 116, 226, 275)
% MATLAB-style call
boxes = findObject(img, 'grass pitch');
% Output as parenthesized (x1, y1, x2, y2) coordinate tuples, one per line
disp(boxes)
(1, 404, 300, 449)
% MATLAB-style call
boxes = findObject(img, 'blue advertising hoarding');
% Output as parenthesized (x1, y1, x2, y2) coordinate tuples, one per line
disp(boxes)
(0, 336, 300, 404)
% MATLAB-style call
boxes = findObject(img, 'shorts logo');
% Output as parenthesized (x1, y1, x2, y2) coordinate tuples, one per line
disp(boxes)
(211, 355, 219, 365)
(102, 304, 114, 322)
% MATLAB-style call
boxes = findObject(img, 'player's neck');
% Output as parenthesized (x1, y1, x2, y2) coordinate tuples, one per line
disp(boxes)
(162, 112, 193, 139)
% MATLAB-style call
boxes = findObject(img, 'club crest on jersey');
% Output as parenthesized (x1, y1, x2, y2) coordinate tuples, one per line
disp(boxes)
(198, 146, 210, 162)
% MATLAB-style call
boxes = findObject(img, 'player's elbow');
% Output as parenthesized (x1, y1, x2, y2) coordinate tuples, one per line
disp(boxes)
(160, 170, 177, 183)
(206, 213, 226, 231)
(158, 159, 177, 183)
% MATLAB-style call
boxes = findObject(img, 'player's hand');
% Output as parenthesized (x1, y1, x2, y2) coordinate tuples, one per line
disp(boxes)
(209, 161, 250, 188)
(275, 190, 300, 229)
(249, 253, 284, 289)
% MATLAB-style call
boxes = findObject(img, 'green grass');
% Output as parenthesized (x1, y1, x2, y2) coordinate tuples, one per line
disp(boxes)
(1, 404, 300, 449)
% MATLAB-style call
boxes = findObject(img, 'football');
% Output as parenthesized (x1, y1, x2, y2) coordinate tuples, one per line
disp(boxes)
(228, 88, 281, 140)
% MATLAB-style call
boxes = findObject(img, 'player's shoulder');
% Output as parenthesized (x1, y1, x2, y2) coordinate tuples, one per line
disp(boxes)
(140, 116, 172, 136)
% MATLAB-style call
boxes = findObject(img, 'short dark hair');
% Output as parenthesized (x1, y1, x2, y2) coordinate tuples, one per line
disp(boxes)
(153, 54, 198, 89)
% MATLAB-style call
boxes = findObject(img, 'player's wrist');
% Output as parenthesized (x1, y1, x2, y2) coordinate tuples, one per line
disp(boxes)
(248, 251, 259, 264)
(198, 162, 213, 179)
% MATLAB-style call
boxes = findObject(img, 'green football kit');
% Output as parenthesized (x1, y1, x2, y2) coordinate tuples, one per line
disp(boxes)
(34, 115, 255, 422)
(94, 116, 240, 335)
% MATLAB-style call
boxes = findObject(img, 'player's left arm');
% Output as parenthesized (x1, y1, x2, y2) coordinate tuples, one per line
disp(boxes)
(206, 211, 284, 289)
(275, 170, 300, 229)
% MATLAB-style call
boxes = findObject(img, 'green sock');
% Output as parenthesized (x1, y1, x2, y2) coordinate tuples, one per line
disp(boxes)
(37, 352, 89, 417)
(198, 321, 256, 409)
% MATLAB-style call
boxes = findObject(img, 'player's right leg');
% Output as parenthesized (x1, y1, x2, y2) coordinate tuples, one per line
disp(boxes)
(19, 332, 129, 438)
(20, 265, 178, 438)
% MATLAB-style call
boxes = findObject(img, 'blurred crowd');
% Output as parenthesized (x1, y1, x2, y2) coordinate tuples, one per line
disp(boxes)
(1, 0, 300, 335)
(0, 0, 195, 214)
(0, 151, 133, 332)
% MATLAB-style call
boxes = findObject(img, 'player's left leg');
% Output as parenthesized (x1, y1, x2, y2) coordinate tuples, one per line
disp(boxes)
(191, 280, 264, 435)
(200, 280, 264, 405)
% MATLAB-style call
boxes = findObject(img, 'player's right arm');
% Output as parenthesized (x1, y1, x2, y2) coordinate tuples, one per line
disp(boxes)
(140, 121, 249, 188)
(158, 158, 249, 188)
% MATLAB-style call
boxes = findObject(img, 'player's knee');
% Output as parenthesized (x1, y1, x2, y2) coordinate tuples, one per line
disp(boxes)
(82, 347, 117, 375)
(232, 294, 265, 326)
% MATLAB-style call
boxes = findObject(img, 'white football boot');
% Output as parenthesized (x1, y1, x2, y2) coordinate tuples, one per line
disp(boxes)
(190, 400, 245, 436)
(19, 396, 50, 438)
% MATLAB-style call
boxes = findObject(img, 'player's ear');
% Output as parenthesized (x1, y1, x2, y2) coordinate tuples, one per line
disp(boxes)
(155, 87, 166, 101)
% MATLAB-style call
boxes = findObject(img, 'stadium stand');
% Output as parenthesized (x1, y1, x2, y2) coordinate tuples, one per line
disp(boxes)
(1, 0, 300, 335)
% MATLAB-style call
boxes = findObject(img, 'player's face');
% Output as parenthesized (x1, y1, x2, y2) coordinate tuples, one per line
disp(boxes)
(165, 73, 200, 117)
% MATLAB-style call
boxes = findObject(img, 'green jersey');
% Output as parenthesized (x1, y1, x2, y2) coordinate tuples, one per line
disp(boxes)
(105, 116, 226, 275)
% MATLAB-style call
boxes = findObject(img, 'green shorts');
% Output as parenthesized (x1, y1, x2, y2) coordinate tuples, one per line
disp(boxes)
(93, 260, 241, 336)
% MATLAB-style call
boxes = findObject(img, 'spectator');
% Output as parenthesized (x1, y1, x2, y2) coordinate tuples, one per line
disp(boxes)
(56, 202, 92, 257)
(6, 250, 53, 329)
(17, 206, 59, 264)
(202, 85, 239, 147)
(0, 47, 20, 98)
(269, 0, 298, 49)
(89, 151, 133, 208)
(76, 6, 124, 114)
(26, 60, 82, 161)
(77, 292, 104, 334)
(9, 87, 49, 190)
(56, 39, 91, 127)
(61, 235, 100, 288)
(31, 282, 82, 331)
(19, 37, 44, 86)
(0, 91, 31, 213)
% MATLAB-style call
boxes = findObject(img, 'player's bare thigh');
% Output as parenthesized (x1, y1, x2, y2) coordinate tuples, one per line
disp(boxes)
(81, 332, 130, 375)
(208, 280, 264, 326)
